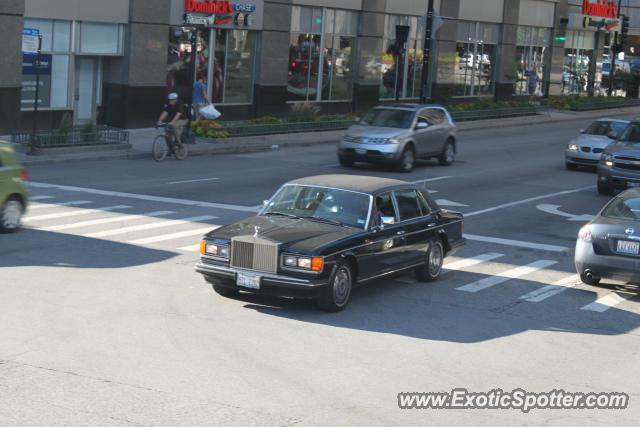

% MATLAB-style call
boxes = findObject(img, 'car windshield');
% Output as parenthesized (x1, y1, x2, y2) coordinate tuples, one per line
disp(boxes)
(601, 196, 640, 221)
(360, 108, 415, 129)
(602, 63, 611, 71)
(618, 123, 640, 143)
(584, 121, 627, 136)
(262, 185, 371, 229)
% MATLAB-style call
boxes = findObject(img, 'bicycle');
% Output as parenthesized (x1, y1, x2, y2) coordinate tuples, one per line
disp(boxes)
(152, 123, 188, 161)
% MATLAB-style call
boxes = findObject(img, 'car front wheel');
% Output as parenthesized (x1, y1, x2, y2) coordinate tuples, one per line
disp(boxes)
(597, 179, 615, 196)
(0, 196, 24, 233)
(397, 146, 415, 172)
(338, 155, 355, 167)
(438, 140, 456, 166)
(565, 162, 578, 171)
(317, 262, 353, 312)
(415, 239, 444, 282)
(206, 278, 239, 298)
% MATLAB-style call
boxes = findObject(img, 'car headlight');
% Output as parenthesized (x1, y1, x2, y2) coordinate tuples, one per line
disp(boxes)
(567, 143, 579, 151)
(387, 138, 400, 144)
(601, 153, 614, 167)
(200, 241, 230, 259)
(282, 254, 324, 272)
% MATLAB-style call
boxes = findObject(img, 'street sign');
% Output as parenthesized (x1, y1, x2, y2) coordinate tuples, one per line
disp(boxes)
(22, 28, 40, 55)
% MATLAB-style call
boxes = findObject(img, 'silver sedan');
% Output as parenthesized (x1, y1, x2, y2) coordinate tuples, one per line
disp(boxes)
(575, 188, 640, 285)
(565, 119, 629, 170)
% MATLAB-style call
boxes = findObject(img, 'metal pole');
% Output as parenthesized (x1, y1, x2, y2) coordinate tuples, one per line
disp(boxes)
(608, 0, 623, 96)
(188, 29, 198, 120)
(395, 48, 404, 102)
(420, 0, 435, 103)
(30, 35, 42, 155)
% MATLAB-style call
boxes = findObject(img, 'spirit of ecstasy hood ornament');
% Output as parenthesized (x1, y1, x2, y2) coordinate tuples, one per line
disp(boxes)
(253, 226, 261, 238)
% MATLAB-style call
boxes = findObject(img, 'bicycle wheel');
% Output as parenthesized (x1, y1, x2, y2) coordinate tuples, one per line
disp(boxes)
(152, 135, 168, 161)
(174, 141, 188, 160)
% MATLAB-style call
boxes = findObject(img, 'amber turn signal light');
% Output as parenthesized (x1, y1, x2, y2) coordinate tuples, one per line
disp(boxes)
(199, 240, 206, 256)
(311, 257, 324, 272)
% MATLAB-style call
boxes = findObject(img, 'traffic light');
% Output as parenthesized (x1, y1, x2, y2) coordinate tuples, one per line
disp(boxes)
(620, 15, 630, 46)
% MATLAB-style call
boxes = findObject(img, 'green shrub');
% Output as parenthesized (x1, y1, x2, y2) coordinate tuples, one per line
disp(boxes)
(289, 102, 320, 122)
(192, 120, 229, 138)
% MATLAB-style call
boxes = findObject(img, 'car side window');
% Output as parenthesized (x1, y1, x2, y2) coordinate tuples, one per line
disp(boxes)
(420, 109, 445, 126)
(394, 190, 423, 221)
(417, 192, 432, 216)
(372, 193, 397, 226)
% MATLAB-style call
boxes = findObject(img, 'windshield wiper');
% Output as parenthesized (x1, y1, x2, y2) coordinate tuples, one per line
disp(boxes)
(264, 212, 300, 219)
(301, 216, 346, 227)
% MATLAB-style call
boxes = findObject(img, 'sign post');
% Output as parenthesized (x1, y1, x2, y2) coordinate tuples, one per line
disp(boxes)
(23, 28, 42, 154)
(607, 0, 622, 97)
(420, 0, 435, 103)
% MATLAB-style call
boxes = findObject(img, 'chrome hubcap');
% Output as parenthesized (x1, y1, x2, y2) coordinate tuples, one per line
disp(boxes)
(428, 243, 443, 276)
(2, 201, 22, 229)
(445, 145, 455, 163)
(333, 268, 351, 306)
(404, 150, 414, 169)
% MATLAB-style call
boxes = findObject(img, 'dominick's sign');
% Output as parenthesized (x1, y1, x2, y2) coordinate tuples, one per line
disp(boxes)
(582, 0, 617, 19)
(184, 0, 233, 14)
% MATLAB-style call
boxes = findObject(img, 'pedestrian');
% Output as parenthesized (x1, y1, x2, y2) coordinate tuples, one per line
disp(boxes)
(528, 69, 540, 101)
(193, 73, 210, 120)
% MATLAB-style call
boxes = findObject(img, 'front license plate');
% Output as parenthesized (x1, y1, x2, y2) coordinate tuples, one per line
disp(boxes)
(237, 273, 261, 289)
(355, 148, 367, 155)
(617, 240, 640, 255)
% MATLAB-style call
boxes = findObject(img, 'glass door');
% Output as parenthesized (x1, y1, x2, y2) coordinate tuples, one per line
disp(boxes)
(75, 57, 99, 124)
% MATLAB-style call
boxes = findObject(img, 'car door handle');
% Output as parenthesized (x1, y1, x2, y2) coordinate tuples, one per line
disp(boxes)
(428, 223, 437, 227)
(396, 231, 406, 235)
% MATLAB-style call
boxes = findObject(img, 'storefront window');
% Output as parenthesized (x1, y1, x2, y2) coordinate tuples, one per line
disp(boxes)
(563, 31, 595, 95)
(515, 26, 551, 96)
(454, 21, 499, 97)
(380, 15, 424, 100)
(288, 6, 357, 102)
(21, 19, 72, 110)
(79, 22, 123, 55)
(213, 29, 256, 103)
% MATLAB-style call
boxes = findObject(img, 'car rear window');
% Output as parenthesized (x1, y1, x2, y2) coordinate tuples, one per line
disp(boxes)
(601, 196, 640, 221)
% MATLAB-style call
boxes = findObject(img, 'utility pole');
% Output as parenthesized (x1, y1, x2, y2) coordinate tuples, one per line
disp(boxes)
(420, 0, 435, 103)
(608, 0, 623, 96)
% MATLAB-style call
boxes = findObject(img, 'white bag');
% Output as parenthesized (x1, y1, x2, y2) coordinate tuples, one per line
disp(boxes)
(200, 104, 221, 120)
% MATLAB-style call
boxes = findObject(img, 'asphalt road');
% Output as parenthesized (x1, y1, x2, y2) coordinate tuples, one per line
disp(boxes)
(1, 117, 639, 426)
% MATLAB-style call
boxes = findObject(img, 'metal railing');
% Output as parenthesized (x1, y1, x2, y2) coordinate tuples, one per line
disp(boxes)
(12, 126, 129, 148)
(567, 99, 640, 111)
(450, 106, 543, 122)
(220, 119, 357, 137)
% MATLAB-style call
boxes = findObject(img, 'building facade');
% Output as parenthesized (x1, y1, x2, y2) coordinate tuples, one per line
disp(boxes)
(1, 0, 640, 133)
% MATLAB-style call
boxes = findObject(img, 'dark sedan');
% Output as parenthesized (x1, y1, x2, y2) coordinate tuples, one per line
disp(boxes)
(196, 175, 465, 311)
(575, 188, 640, 285)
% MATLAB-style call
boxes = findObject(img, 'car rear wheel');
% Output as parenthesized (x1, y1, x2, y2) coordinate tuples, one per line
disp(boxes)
(0, 196, 24, 233)
(317, 262, 352, 312)
(415, 239, 444, 282)
(397, 146, 415, 172)
(438, 140, 455, 166)
(338, 155, 355, 167)
(597, 179, 615, 196)
(565, 162, 578, 170)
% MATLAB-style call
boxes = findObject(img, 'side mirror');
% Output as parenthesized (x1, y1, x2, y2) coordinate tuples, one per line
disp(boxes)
(579, 129, 586, 134)
(607, 131, 618, 140)
(262, 200, 269, 207)
(416, 121, 429, 130)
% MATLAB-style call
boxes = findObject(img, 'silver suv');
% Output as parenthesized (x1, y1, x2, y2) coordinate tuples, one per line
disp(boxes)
(337, 104, 457, 172)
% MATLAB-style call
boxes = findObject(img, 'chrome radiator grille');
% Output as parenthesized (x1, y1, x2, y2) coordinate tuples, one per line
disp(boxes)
(230, 237, 279, 273)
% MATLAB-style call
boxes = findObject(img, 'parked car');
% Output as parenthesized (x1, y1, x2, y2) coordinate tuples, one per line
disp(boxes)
(565, 119, 630, 170)
(337, 104, 457, 172)
(597, 120, 640, 195)
(575, 188, 640, 286)
(0, 141, 29, 232)
(196, 175, 465, 311)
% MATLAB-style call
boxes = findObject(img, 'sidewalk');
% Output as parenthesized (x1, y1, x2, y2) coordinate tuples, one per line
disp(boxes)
(10, 106, 640, 165)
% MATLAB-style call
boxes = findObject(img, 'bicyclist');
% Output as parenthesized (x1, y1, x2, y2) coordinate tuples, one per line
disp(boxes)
(157, 93, 188, 144)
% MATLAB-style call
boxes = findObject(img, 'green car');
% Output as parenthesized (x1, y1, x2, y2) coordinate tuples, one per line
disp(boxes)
(0, 141, 29, 232)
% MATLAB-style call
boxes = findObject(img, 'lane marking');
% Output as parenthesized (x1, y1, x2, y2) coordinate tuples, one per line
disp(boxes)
(413, 176, 453, 184)
(436, 199, 468, 207)
(580, 292, 635, 313)
(26, 205, 131, 222)
(84, 215, 217, 238)
(129, 227, 218, 245)
(464, 234, 570, 253)
(456, 260, 557, 293)
(28, 182, 259, 213)
(168, 177, 220, 185)
(179, 244, 202, 252)
(42, 211, 175, 232)
(443, 253, 504, 272)
(30, 195, 54, 201)
(519, 275, 579, 303)
(464, 186, 596, 217)
(536, 204, 594, 222)
(29, 200, 92, 210)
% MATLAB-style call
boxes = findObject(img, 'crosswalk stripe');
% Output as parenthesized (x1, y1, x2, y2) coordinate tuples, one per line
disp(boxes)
(129, 227, 217, 245)
(26, 205, 131, 222)
(456, 260, 557, 293)
(519, 275, 579, 303)
(30, 195, 54, 201)
(29, 200, 92, 210)
(580, 292, 634, 313)
(84, 215, 217, 238)
(42, 211, 175, 232)
(443, 253, 504, 272)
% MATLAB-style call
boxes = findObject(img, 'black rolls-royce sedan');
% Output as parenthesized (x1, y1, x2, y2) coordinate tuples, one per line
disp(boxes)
(196, 175, 465, 311)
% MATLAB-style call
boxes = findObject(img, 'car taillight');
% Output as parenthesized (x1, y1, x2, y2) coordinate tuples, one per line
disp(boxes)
(20, 168, 29, 181)
(578, 224, 593, 243)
